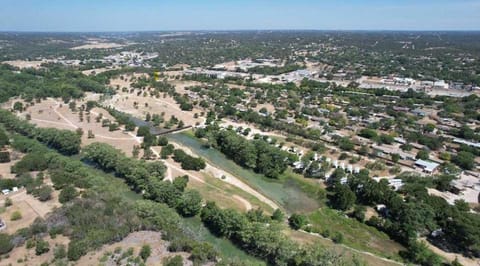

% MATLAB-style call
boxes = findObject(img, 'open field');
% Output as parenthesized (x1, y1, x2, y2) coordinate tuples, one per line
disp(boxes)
(103, 88, 204, 127)
(307, 207, 404, 261)
(71, 42, 124, 50)
(2, 60, 45, 69)
(3, 235, 70, 266)
(0, 188, 60, 234)
(286, 230, 403, 266)
(6, 98, 141, 156)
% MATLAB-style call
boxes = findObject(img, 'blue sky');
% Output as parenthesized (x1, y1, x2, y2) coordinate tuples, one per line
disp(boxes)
(1, 0, 479, 31)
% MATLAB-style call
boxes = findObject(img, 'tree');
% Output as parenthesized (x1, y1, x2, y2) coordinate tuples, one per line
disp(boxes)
(158, 136, 169, 146)
(338, 137, 354, 151)
(35, 239, 50, 255)
(416, 150, 429, 160)
(454, 199, 470, 212)
(163, 255, 183, 266)
(35, 185, 53, 201)
(288, 213, 308, 230)
(176, 190, 202, 217)
(173, 175, 189, 192)
(0, 151, 10, 163)
(0, 233, 13, 255)
(10, 211, 22, 221)
(139, 244, 151, 262)
(59, 185, 78, 203)
(353, 205, 366, 222)
(0, 128, 8, 147)
(271, 209, 284, 221)
(452, 151, 475, 170)
(53, 244, 67, 259)
(137, 126, 150, 137)
(331, 185, 356, 211)
(424, 123, 435, 133)
(13, 101, 23, 112)
(4, 197, 12, 207)
(87, 130, 95, 139)
(391, 153, 400, 163)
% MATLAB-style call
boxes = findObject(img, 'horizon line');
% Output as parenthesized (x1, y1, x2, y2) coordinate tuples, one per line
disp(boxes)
(1, 29, 480, 34)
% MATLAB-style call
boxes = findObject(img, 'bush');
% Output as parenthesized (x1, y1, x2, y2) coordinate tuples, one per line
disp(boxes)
(59, 185, 78, 203)
(288, 213, 308, 230)
(53, 244, 67, 259)
(332, 232, 344, 243)
(139, 244, 151, 262)
(0, 151, 10, 163)
(0, 233, 13, 255)
(163, 255, 183, 266)
(35, 239, 50, 255)
(10, 211, 22, 221)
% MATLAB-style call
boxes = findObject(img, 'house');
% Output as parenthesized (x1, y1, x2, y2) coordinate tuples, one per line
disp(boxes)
(453, 138, 480, 149)
(415, 159, 440, 174)
(411, 108, 426, 117)
(388, 179, 404, 191)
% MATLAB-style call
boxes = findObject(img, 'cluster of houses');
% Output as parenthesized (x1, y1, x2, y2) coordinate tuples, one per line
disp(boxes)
(104, 51, 158, 68)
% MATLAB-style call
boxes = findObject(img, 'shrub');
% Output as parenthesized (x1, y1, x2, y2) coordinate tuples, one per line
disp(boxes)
(10, 211, 22, 221)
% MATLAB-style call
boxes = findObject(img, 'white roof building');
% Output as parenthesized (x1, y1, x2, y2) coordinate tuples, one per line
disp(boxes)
(415, 159, 440, 173)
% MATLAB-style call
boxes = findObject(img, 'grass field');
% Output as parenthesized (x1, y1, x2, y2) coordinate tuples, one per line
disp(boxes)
(307, 207, 404, 261)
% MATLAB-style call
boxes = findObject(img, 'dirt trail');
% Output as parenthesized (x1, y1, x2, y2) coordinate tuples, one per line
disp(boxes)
(28, 102, 271, 211)
(299, 230, 405, 266)
(168, 140, 279, 210)
(420, 238, 479, 266)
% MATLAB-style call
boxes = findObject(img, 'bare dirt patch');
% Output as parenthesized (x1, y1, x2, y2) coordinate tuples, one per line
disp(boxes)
(3, 235, 70, 266)
(0, 188, 60, 234)
(2, 60, 45, 69)
(71, 42, 124, 50)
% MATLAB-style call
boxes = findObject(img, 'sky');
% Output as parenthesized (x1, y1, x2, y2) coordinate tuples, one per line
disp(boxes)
(1, 0, 479, 32)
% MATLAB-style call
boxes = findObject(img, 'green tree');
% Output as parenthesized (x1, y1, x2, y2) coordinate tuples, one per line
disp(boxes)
(163, 255, 183, 266)
(35, 239, 50, 255)
(139, 244, 151, 262)
(59, 185, 79, 203)
(13, 101, 24, 112)
(331, 185, 356, 211)
(288, 213, 308, 230)
(173, 175, 189, 192)
(176, 190, 202, 217)
(271, 209, 284, 221)
(452, 151, 475, 170)
(0, 233, 13, 255)
(416, 150, 429, 160)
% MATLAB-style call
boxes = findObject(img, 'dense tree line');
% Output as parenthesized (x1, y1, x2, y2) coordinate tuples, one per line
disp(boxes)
(0, 110, 81, 155)
(0, 64, 108, 103)
(82, 142, 166, 192)
(197, 127, 296, 178)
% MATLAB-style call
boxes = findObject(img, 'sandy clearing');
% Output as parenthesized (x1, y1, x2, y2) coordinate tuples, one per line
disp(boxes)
(2, 60, 45, 69)
(0, 188, 60, 234)
(5, 235, 70, 266)
(71, 42, 124, 50)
